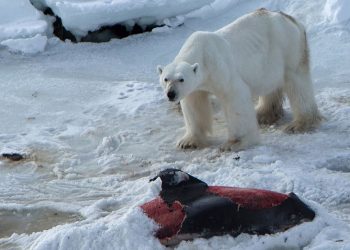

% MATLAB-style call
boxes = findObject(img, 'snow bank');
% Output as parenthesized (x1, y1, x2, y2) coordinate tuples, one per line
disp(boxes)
(0, 0, 348, 54)
(0, 0, 215, 50)
(28, 208, 163, 250)
(0, 0, 49, 54)
(0, 34, 47, 54)
(33, 0, 213, 38)
(186, 0, 243, 19)
(323, 0, 350, 24)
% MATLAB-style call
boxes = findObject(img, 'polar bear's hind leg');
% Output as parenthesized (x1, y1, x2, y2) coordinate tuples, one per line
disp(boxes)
(256, 88, 284, 125)
(284, 67, 322, 133)
(279, 16, 322, 133)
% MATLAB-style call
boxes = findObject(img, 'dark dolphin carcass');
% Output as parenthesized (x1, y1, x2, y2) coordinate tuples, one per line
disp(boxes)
(141, 169, 315, 246)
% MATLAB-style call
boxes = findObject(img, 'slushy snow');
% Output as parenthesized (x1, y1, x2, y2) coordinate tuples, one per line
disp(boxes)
(1, 0, 350, 249)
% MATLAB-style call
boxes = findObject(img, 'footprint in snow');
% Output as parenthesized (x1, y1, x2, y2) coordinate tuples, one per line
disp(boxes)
(118, 92, 128, 99)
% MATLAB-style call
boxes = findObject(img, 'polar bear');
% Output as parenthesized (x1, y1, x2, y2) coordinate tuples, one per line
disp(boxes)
(157, 9, 322, 151)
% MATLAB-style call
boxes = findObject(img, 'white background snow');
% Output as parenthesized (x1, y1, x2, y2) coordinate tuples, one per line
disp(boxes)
(0, 0, 350, 249)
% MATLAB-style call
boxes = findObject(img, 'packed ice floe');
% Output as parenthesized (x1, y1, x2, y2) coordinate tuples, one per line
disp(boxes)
(2, 0, 350, 53)
(0, 0, 51, 54)
(0, 0, 350, 249)
(323, 0, 350, 24)
(1, 0, 215, 50)
(30, 0, 213, 38)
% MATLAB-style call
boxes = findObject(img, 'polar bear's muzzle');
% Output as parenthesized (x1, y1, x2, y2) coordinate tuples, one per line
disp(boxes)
(167, 88, 177, 102)
(165, 83, 178, 102)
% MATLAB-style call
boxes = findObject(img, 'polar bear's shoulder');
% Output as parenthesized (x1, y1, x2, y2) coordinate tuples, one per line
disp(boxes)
(185, 31, 221, 44)
(185, 31, 229, 50)
(176, 31, 228, 61)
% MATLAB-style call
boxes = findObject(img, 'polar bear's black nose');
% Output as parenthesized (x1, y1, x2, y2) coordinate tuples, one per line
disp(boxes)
(167, 90, 176, 101)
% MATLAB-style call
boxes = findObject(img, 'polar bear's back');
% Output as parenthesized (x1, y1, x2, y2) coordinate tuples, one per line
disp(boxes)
(216, 9, 307, 95)
(217, 9, 304, 54)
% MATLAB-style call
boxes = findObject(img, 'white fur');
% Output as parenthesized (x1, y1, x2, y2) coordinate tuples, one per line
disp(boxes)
(158, 9, 322, 151)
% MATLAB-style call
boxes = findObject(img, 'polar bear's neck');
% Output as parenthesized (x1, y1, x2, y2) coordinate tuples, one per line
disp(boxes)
(174, 44, 202, 65)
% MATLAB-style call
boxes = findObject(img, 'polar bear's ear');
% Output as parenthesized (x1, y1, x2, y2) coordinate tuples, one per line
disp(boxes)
(157, 65, 163, 75)
(192, 63, 199, 74)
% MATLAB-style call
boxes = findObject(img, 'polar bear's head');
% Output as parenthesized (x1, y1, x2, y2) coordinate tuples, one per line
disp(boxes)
(157, 62, 200, 102)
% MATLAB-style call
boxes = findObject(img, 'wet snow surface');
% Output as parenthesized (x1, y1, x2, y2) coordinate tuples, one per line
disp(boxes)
(1, 0, 350, 249)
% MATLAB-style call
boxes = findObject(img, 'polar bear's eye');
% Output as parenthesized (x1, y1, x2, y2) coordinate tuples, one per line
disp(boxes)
(179, 78, 184, 82)
(164, 78, 168, 82)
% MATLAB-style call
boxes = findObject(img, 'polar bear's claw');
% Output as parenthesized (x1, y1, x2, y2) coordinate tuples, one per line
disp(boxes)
(283, 121, 314, 134)
(219, 139, 241, 152)
(177, 136, 203, 150)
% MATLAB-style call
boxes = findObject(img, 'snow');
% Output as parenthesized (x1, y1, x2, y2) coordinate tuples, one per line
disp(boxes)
(0, 0, 214, 52)
(323, 0, 350, 24)
(1, 34, 47, 54)
(32, 0, 214, 38)
(0, 0, 49, 54)
(0, 0, 350, 249)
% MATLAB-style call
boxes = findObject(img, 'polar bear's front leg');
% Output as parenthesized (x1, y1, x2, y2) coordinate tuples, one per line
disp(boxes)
(177, 133, 205, 149)
(177, 91, 212, 149)
(220, 80, 260, 152)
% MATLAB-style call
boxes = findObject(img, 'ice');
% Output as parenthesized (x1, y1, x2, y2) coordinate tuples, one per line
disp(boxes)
(0, 0, 213, 51)
(1, 0, 350, 249)
(0, 0, 49, 54)
(1, 34, 47, 54)
(323, 0, 350, 24)
(32, 0, 213, 38)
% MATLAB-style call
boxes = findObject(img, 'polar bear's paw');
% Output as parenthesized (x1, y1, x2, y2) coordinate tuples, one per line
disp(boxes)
(256, 109, 283, 125)
(283, 118, 320, 133)
(177, 135, 205, 149)
(219, 138, 242, 152)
